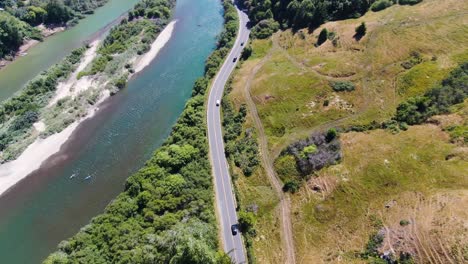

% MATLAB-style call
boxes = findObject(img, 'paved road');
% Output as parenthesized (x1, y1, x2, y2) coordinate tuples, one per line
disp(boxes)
(207, 5, 250, 264)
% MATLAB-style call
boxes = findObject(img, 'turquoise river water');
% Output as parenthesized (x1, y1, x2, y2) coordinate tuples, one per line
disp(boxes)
(0, 0, 223, 263)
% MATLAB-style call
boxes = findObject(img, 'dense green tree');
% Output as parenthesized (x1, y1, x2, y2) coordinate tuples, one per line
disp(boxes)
(354, 21, 366, 40)
(0, 14, 23, 57)
(45, 0, 72, 24)
(316, 27, 328, 46)
(238, 211, 256, 232)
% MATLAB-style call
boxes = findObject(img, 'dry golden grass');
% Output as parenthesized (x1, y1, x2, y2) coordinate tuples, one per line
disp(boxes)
(290, 124, 468, 263)
(378, 191, 468, 264)
(230, 0, 468, 154)
(228, 0, 468, 263)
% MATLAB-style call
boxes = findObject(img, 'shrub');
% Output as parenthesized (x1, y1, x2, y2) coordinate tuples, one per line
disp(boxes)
(316, 28, 328, 46)
(395, 62, 467, 125)
(251, 19, 279, 39)
(283, 180, 300, 193)
(354, 22, 367, 40)
(330, 81, 355, 92)
(286, 131, 342, 176)
(238, 211, 257, 233)
(371, 0, 394, 12)
(400, 219, 410, 226)
(399, 0, 423, 5)
(401, 51, 423, 69)
(241, 45, 252, 60)
(326, 128, 338, 142)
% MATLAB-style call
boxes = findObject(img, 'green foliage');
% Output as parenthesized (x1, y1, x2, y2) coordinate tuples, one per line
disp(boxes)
(44, 0, 72, 24)
(217, 0, 238, 47)
(316, 28, 328, 46)
(283, 180, 300, 193)
(9, 110, 39, 131)
(242, 0, 373, 30)
(330, 81, 355, 92)
(399, 0, 422, 5)
(223, 94, 259, 176)
(251, 19, 279, 39)
(354, 22, 367, 40)
(128, 0, 174, 21)
(0, 47, 85, 154)
(399, 219, 410, 226)
(363, 232, 384, 257)
(0, 11, 42, 58)
(238, 211, 257, 233)
(114, 74, 128, 89)
(325, 128, 338, 142)
(395, 62, 468, 125)
(23, 6, 48, 25)
(285, 131, 342, 176)
(300, 144, 317, 158)
(371, 0, 394, 12)
(0, 0, 108, 59)
(401, 51, 423, 70)
(241, 44, 253, 60)
(204, 0, 238, 78)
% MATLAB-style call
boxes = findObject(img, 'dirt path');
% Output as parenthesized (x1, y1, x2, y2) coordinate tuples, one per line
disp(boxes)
(242, 35, 296, 264)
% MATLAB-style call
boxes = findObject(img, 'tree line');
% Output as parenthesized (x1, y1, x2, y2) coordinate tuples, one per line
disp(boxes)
(241, 0, 423, 38)
(44, 1, 239, 263)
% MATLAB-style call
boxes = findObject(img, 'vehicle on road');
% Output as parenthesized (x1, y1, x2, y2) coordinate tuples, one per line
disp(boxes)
(216, 100, 220, 106)
(233, 57, 237, 62)
(241, 42, 244, 46)
(231, 224, 239, 236)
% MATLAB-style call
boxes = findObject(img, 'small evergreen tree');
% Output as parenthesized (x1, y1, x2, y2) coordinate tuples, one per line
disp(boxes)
(316, 28, 328, 46)
(354, 22, 367, 40)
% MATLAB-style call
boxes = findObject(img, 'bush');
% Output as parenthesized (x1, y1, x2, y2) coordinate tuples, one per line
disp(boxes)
(399, 0, 423, 5)
(330, 81, 355, 92)
(325, 128, 338, 142)
(400, 219, 410, 226)
(354, 22, 367, 40)
(283, 180, 300, 193)
(286, 131, 342, 176)
(395, 62, 467, 125)
(371, 0, 394, 12)
(238, 211, 256, 233)
(251, 19, 279, 39)
(241, 45, 252, 60)
(316, 28, 328, 46)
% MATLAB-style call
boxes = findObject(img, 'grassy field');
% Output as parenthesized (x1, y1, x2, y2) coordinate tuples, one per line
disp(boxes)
(286, 122, 467, 263)
(231, 0, 468, 155)
(227, 0, 468, 262)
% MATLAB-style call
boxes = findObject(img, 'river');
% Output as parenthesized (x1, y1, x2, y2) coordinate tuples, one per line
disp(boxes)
(0, 0, 223, 263)
(0, 0, 140, 102)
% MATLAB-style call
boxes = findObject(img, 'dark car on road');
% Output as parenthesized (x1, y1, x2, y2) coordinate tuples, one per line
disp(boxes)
(231, 224, 239, 236)
(233, 57, 237, 63)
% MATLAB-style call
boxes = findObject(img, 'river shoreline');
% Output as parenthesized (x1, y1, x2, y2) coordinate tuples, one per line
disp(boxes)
(0, 26, 67, 70)
(0, 20, 177, 197)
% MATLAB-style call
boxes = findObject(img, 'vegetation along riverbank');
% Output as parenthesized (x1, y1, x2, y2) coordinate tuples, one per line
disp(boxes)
(0, 0, 113, 68)
(43, 0, 240, 262)
(0, 0, 176, 195)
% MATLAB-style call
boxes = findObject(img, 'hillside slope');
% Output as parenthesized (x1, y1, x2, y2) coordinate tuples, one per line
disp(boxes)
(225, 0, 467, 263)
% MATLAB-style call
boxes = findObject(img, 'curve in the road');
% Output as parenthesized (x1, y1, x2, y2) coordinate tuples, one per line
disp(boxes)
(206, 6, 250, 264)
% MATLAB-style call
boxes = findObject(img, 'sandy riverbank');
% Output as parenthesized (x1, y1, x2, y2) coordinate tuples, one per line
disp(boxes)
(0, 20, 176, 196)
(134, 20, 177, 73)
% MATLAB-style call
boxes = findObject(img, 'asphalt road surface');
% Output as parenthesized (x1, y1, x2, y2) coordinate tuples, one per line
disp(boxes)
(206, 5, 250, 264)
